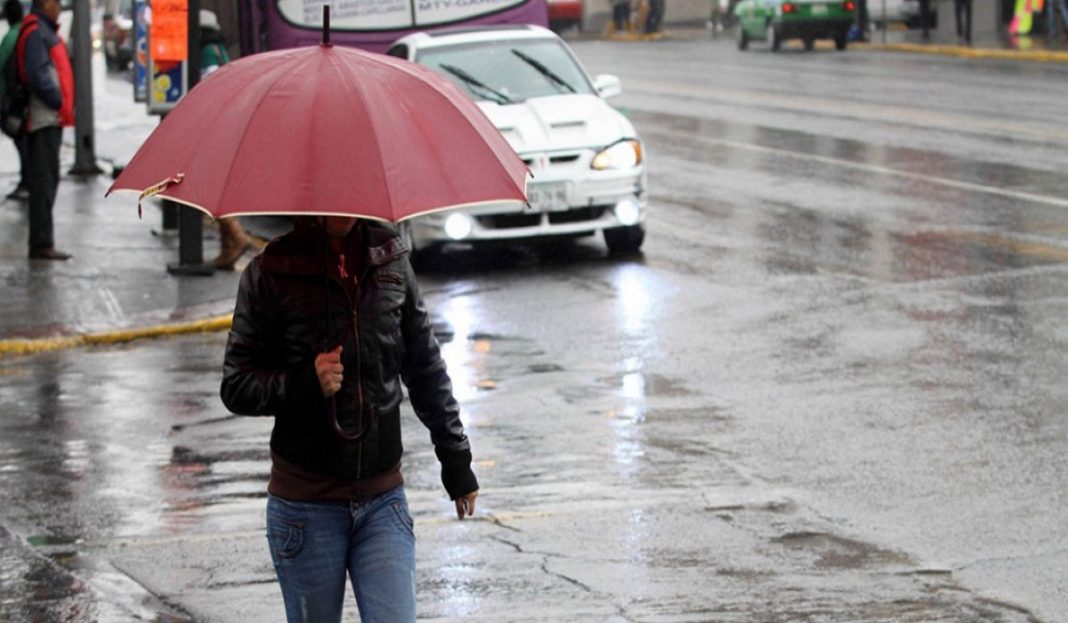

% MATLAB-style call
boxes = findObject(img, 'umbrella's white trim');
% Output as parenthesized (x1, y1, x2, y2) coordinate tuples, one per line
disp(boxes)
(107, 188, 529, 224)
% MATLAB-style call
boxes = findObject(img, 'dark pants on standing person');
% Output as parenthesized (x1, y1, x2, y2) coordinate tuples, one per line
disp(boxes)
(646, 0, 664, 33)
(27, 126, 61, 252)
(15, 133, 29, 190)
(613, 3, 630, 30)
(954, 0, 972, 41)
(919, 0, 931, 37)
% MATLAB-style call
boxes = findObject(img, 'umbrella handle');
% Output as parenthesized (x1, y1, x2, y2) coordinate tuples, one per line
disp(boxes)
(328, 398, 372, 443)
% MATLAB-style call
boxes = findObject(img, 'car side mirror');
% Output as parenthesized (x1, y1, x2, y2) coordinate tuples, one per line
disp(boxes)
(593, 74, 622, 99)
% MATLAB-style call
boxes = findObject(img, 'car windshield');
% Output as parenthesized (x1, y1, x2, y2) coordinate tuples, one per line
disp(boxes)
(415, 37, 594, 104)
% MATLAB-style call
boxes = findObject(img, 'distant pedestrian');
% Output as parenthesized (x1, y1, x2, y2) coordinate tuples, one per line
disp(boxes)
(856, 0, 870, 41)
(954, 0, 973, 42)
(0, 0, 28, 201)
(918, 0, 932, 38)
(1049, 0, 1068, 37)
(610, 0, 631, 33)
(198, 9, 254, 270)
(645, 0, 665, 35)
(221, 216, 480, 623)
(17, 0, 73, 260)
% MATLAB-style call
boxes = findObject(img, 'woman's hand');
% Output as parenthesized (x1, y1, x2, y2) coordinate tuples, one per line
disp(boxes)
(455, 490, 478, 520)
(315, 346, 344, 397)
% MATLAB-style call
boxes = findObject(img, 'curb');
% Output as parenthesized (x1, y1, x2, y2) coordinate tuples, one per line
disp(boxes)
(861, 41, 1068, 62)
(0, 315, 233, 357)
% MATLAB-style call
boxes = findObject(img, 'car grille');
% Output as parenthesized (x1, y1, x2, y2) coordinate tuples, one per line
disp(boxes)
(475, 206, 607, 230)
(476, 214, 541, 229)
(549, 206, 606, 224)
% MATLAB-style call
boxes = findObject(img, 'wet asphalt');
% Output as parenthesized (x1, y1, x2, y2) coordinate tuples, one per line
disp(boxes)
(2, 32, 1068, 623)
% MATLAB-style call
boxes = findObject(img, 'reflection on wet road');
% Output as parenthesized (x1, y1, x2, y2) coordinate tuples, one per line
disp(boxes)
(3, 37, 1068, 622)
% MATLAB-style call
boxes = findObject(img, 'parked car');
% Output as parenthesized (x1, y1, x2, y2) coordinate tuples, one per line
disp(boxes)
(547, 0, 582, 32)
(868, 0, 937, 28)
(735, 0, 855, 51)
(387, 25, 647, 257)
(102, 0, 133, 71)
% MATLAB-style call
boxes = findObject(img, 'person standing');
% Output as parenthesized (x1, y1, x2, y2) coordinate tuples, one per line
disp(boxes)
(221, 216, 479, 623)
(856, 0, 870, 41)
(645, 0, 665, 35)
(918, 0, 932, 38)
(198, 9, 254, 270)
(17, 0, 73, 260)
(954, 0, 973, 42)
(610, 0, 631, 33)
(0, 0, 29, 201)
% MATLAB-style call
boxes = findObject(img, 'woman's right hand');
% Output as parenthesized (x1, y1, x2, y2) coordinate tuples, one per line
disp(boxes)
(315, 346, 344, 397)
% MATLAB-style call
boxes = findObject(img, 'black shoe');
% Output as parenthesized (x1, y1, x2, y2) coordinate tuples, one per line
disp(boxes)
(6, 186, 28, 201)
(29, 247, 72, 260)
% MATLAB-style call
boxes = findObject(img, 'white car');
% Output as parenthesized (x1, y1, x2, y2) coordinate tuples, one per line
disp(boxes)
(867, 0, 932, 27)
(387, 25, 647, 257)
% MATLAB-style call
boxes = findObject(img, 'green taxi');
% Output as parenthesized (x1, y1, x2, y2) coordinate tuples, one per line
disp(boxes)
(734, 0, 856, 51)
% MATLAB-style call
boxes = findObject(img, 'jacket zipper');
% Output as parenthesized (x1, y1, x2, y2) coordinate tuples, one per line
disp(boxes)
(329, 272, 364, 479)
(351, 272, 363, 480)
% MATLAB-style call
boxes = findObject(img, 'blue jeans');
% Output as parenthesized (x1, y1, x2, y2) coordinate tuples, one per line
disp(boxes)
(266, 486, 416, 623)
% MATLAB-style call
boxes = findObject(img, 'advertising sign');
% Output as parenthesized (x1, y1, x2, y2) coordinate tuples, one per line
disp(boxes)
(146, 0, 188, 114)
(150, 0, 188, 61)
(147, 59, 187, 114)
(277, 0, 527, 29)
(133, 0, 148, 102)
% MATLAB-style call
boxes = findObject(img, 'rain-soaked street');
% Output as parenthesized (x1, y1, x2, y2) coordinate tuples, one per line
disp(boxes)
(2, 35, 1068, 622)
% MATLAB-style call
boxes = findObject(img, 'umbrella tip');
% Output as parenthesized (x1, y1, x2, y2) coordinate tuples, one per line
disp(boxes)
(322, 5, 331, 47)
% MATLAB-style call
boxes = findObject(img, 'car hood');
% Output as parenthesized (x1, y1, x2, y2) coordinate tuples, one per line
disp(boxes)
(478, 94, 636, 155)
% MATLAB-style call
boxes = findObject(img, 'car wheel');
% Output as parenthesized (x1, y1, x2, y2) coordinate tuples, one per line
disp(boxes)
(835, 33, 848, 50)
(604, 225, 645, 256)
(803, 37, 814, 51)
(738, 28, 749, 50)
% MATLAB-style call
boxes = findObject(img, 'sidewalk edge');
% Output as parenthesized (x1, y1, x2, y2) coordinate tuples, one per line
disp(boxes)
(862, 41, 1068, 62)
(0, 315, 233, 357)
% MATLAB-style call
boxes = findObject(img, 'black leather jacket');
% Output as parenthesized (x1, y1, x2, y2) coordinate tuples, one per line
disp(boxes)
(220, 220, 477, 499)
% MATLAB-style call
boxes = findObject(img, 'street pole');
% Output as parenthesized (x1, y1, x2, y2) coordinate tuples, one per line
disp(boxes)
(166, 0, 213, 275)
(881, 0, 887, 43)
(70, 0, 102, 175)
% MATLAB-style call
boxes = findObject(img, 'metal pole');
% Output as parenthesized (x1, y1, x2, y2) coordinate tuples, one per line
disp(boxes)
(69, 0, 101, 175)
(167, 0, 213, 275)
(881, 0, 887, 43)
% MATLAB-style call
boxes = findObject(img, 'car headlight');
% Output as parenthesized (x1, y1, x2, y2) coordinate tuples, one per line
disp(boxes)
(444, 213, 473, 240)
(591, 140, 642, 171)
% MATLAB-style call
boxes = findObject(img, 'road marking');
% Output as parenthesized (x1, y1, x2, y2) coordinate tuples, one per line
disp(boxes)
(664, 129, 1068, 210)
(950, 231, 1068, 262)
(627, 79, 1068, 143)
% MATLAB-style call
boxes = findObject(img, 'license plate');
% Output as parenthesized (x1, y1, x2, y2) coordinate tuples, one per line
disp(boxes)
(526, 183, 568, 213)
(810, 3, 828, 14)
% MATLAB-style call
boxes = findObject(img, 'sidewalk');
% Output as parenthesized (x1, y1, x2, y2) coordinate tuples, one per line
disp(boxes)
(0, 52, 296, 354)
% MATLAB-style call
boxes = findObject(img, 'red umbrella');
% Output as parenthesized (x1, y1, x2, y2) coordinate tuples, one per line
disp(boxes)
(107, 32, 528, 221)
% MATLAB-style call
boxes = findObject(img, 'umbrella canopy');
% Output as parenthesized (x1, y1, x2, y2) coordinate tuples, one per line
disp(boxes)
(108, 43, 528, 222)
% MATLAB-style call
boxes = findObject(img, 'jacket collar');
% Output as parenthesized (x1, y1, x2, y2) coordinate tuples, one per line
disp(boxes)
(259, 219, 408, 275)
(28, 9, 58, 31)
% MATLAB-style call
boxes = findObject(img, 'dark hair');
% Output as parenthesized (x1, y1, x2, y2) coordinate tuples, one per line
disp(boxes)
(3, 0, 22, 26)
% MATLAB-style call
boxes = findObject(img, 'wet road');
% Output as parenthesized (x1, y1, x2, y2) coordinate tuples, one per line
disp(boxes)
(2, 38, 1068, 621)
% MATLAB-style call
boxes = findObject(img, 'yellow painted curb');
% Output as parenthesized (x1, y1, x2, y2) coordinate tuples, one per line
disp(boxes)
(861, 41, 1068, 63)
(0, 314, 233, 357)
